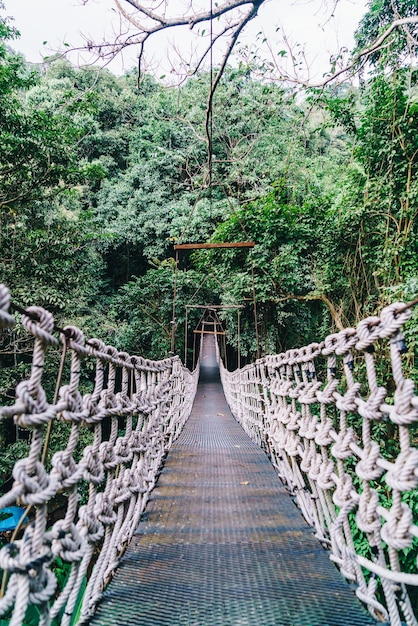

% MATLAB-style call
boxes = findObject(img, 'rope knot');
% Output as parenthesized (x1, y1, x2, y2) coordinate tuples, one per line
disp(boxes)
(307, 450, 322, 481)
(64, 325, 85, 349)
(379, 303, 411, 338)
(99, 441, 118, 470)
(299, 413, 317, 439)
(0, 530, 57, 607)
(21, 306, 57, 345)
(356, 488, 380, 535)
(78, 505, 104, 544)
(51, 451, 83, 489)
(316, 379, 339, 405)
(86, 337, 106, 356)
(59, 385, 85, 422)
(381, 502, 413, 550)
(114, 436, 133, 464)
(49, 521, 86, 563)
(114, 470, 133, 504)
(388, 378, 418, 425)
(130, 432, 148, 453)
(335, 383, 361, 413)
(13, 382, 57, 428)
(287, 410, 300, 431)
(331, 427, 355, 460)
(322, 333, 338, 356)
(298, 380, 322, 404)
(300, 444, 315, 473)
(335, 328, 357, 355)
(355, 316, 381, 351)
(385, 449, 418, 492)
(332, 473, 354, 507)
(96, 493, 117, 526)
(315, 417, 334, 447)
(317, 458, 335, 490)
(284, 432, 300, 457)
(82, 446, 105, 485)
(13, 459, 59, 506)
(83, 394, 106, 424)
(356, 441, 384, 481)
(356, 386, 387, 421)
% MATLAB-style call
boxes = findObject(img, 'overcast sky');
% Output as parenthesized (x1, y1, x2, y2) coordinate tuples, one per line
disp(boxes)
(6, 0, 367, 80)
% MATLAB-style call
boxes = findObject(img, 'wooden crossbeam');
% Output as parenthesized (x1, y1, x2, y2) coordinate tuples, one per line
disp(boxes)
(185, 304, 244, 309)
(174, 242, 255, 250)
(193, 330, 226, 335)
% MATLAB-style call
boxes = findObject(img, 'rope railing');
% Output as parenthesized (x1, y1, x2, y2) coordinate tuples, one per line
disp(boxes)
(0, 283, 199, 626)
(218, 302, 418, 626)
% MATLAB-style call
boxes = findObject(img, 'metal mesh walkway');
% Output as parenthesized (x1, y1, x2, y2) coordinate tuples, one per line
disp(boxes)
(89, 335, 376, 626)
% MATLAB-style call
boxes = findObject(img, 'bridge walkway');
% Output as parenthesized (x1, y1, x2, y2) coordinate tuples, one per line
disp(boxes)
(89, 335, 375, 626)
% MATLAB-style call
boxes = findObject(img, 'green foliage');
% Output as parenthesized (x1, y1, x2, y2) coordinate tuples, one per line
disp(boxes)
(0, 6, 417, 583)
(0, 439, 30, 488)
(114, 266, 216, 360)
(311, 68, 418, 336)
(354, 0, 418, 66)
(0, 24, 108, 328)
(0, 4, 417, 618)
(0, 0, 415, 367)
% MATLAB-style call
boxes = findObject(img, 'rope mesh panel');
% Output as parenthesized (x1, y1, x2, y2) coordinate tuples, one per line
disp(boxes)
(219, 302, 418, 626)
(0, 284, 199, 626)
(1, 279, 418, 625)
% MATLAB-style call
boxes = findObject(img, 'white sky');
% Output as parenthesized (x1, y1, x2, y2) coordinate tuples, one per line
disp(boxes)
(5, 0, 367, 81)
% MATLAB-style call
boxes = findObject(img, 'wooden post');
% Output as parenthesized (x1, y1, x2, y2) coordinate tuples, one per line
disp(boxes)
(170, 249, 179, 355)
(237, 309, 241, 370)
(223, 329, 228, 369)
(192, 331, 197, 370)
(184, 307, 188, 366)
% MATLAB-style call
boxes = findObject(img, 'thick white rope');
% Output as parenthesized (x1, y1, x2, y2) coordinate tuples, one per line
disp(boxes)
(0, 283, 199, 625)
(219, 303, 418, 625)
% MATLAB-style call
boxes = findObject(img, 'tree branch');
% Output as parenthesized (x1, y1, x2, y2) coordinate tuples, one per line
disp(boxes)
(273, 293, 345, 331)
(313, 16, 418, 88)
(121, 0, 261, 33)
(205, 2, 260, 165)
(79, 0, 267, 81)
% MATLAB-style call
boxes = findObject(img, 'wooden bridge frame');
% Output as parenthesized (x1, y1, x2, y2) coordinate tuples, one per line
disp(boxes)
(185, 304, 244, 370)
(174, 242, 255, 250)
(172, 242, 255, 359)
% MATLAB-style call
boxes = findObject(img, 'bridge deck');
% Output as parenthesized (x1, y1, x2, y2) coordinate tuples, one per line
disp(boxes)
(89, 336, 375, 626)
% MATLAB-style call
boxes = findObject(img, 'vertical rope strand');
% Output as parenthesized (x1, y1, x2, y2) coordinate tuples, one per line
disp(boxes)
(184, 307, 189, 365)
(250, 249, 260, 359)
(208, 0, 214, 222)
(171, 249, 179, 355)
(237, 309, 241, 369)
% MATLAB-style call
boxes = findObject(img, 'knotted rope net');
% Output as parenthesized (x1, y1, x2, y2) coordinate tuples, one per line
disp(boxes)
(219, 301, 418, 625)
(0, 283, 199, 626)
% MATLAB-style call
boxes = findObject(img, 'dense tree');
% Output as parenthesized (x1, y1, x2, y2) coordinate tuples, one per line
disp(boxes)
(354, 0, 418, 67)
(1, 5, 418, 616)
(0, 22, 105, 308)
(1, 0, 417, 366)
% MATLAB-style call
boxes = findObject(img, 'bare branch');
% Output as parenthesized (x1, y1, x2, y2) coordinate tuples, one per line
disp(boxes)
(235, 14, 418, 91)
(205, 2, 261, 171)
(78, 0, 267, 79)
(273, 293, 345, 331)
(102, 1, 266, 183)
(318, 16, 418, 87)
(120, 0, 262, 33)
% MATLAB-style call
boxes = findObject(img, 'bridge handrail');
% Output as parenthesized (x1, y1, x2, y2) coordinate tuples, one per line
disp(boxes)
(0, 284, 199, 626)
(218, 303, 418, 626)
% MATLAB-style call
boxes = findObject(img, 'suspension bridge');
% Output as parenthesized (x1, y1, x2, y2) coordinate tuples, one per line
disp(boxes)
(0, 282, 417, 625)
